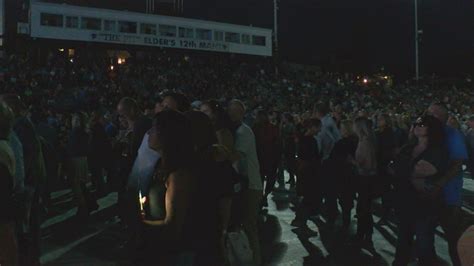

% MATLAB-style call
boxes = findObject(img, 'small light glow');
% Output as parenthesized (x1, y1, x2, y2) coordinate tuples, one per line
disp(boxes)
(139, 191, 146, 212)
(69, 58, 74, 63)
(110, 65, 114, 71)
(384, 76, 388, 80)
(59, 48, 64, 52)
(363, 78, 368, 84)
(118, 58, 125, 65)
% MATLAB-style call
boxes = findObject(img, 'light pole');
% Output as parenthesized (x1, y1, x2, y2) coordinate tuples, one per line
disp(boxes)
(273, 0, 279, 54)
(414, 0, 421, 81)
(273, 0, 279, 75)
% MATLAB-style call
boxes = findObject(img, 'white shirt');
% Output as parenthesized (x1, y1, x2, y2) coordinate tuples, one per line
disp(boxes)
(127, 133, 160, 194)
(316, 114, 341, 161)
(233, 123, 263, 191)
(9, 133, 24, 193)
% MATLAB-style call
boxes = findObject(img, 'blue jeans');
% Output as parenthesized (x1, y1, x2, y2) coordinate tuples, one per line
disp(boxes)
(393, 212, 437, 266)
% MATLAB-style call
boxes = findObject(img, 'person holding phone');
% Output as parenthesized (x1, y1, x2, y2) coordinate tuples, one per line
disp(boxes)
(391, 115, 448, 266)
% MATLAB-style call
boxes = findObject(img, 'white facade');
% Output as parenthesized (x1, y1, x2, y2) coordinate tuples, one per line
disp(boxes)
(29, 2, 272, 56)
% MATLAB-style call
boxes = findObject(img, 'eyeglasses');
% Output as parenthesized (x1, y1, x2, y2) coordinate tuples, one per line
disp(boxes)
(414, 122, 426, 128)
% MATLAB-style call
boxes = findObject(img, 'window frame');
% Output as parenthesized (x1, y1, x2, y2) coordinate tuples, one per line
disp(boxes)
(225, 32, 240, 43)
(65, 16, 79, 29)
(80, 17, 102, 30)
(214, 31, 224, 42)
(178, 27, 194, 39)
(196, 28, 213, 41)
(118, 21, 138, 34)
(159, 24, 177, 37)
(242, 34, 251, 45)
(103, 20, 116, 32)
(140, 23, 157, 35)
(40, 13, 64, 27)
(252, 35, 266, 46)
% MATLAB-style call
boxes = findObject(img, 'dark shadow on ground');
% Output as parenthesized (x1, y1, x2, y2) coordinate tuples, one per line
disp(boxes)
(259, 214, 289, 265)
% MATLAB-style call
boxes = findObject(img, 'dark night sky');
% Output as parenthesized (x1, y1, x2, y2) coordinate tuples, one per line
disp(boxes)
(185, 0, 473, 78)
(18, 0, 474, 77)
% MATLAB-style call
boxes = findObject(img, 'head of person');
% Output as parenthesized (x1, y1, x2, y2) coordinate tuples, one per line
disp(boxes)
(353, 117, 374, 140)
(427, 103, 449, 124)
(185, 111, 217, 153)
(148, 110, 194, 172)
(413, 115, 445, 147)
(71, 112, 86, 129)
(467, 116, 474, 129)
(304, 118, 322, 136)
(91, 110, 106, 124)
(228, 99, 246, 124)
(117, 97, 139, 121)
(161, 92, 191, 113)
(0, 94, 26, 118)
(357, 110, 369, 118)
(0, 102, 14, 140)
(340, 119, 355, 138)
(154, 97, 164, 114)
(447, 115, 460, 130)
(377, 113, 392, 129)
(200, 99, 232, 130)
(282, 112, 294, 124)
(314, 103, 329, 119)
(255, 110, 270, 126)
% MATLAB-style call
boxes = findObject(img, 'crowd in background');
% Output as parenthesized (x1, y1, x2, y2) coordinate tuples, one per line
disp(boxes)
(0, 50, 474, 266)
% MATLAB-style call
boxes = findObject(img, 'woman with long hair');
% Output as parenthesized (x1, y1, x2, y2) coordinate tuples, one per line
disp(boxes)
(142, 110, 196, 265)
(67, 112, 98, 219)
(326, 119, 358, 231)
(200, 100, 240, 265)
(350, 117, 377, 248)
(392, 115, 448, 266)
(0, 102, 18, 265)
(253, 109, 280, 207)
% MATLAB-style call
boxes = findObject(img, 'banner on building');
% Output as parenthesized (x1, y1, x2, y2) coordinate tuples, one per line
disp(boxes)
(90, 33, 229, 52)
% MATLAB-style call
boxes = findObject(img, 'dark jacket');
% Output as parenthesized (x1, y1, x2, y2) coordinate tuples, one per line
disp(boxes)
(67, 127, 89, 158)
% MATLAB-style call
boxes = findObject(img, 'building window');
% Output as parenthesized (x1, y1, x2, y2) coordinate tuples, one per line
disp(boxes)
(104, 20, 116, 32)
(159, 25, 176, 37)
(196, 29, 212, 40)
(242, 34, 251, 45)
(118, 21, 137, 34)
(214, 31, 224, 41)
(225, 32, 240, 43)
(65, 16, 78, 28)
(252, 35, 266, 46)
(140, 23, 157, 35)
(178, 27, 194, 39)
(40, 13, 63, 27)
(81, 17, 101, 30)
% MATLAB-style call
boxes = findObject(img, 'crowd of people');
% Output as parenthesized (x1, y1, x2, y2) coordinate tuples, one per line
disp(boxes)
(0, 50, 474, 266)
